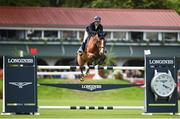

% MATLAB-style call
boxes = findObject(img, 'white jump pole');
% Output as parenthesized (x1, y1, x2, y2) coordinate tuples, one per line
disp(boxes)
(38, 66, 144, 70)
(39, 106, 144, 110)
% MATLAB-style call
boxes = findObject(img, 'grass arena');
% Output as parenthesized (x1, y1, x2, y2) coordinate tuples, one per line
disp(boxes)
(0, 79, 180, 119)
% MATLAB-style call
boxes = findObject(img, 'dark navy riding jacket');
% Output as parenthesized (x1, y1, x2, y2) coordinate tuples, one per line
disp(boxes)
(86, 22, 103, 36)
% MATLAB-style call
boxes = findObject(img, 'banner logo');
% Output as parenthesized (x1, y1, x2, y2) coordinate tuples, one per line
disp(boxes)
(82, 84, 102, 91)
(149, 59, 174, 64)
(7, 58, 34, 64)
(9, 82, 32, 88)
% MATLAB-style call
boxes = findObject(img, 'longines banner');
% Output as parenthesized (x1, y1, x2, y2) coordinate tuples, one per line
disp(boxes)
(3, 56, 37, 114)
(40, 83, 143, 92)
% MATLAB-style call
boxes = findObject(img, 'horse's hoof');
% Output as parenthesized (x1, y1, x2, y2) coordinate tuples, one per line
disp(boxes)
(80, 77, 85, 82)
(85, 73, 89, 76)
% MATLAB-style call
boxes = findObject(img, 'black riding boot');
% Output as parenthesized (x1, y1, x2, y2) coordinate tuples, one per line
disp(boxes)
(77, 42, 86, 55)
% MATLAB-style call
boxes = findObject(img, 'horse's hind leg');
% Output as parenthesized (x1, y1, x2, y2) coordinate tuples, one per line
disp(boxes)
(80, 67, 85, 82)
(77, 55, 85, 81)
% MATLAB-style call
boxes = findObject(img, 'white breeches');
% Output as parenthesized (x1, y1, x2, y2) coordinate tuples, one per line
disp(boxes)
(83, 31, 88, 42)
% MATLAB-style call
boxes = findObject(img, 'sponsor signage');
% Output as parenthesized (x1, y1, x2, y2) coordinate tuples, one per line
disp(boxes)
(40, 83, 143, 92)
(3, 56, 37, 114)
(145, 57, 178, 113)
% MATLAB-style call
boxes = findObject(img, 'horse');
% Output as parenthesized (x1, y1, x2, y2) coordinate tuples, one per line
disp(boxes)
(76, 32, 106, 81)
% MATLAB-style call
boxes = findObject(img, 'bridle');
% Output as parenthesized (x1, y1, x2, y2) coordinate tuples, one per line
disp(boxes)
(96, 36, 105, 54)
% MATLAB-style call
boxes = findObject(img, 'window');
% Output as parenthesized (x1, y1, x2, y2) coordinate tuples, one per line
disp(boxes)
(27, 30, 41, 38)
(0, 30, 7, 40)
(62, 31, 77, 40)
(146, 32, 158, 42)
(163, 32, 177, 42)
(131, 32, 143, 42)
(6, 30, 16, 39)
(79, 31, 84, 41)
(44, 30, 58, 38)
(0, 30, 26, 40)
(113, 32, 126, 40)
(106, 32, 111, 40)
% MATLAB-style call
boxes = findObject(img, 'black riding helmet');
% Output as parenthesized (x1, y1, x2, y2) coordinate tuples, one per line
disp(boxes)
(94, 16, 101, 22)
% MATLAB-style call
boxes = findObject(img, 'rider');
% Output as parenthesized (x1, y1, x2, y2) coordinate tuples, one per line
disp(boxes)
(77, 16, 104, 55)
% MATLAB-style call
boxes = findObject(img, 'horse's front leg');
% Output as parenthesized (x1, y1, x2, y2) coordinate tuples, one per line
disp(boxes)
(77, 54, 85, 81)
(85, 68, 89, 76)
(85, 62, 92, 76)
(83, 53, 94, 76)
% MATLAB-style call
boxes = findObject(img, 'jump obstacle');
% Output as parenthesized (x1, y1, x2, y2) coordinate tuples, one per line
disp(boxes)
(2, 56, 179, 115)
(38, 65, 145, 70)
(37, 66, 144, 77)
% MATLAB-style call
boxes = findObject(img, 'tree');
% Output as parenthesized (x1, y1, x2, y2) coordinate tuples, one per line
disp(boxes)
(91, 0, 114, 8)
(90, 0, 180, 13)
(61, 0, 82, 7)
(0, 0, 179, 14)
(0, 0, 51, 6)
(165, 0, 180, 13)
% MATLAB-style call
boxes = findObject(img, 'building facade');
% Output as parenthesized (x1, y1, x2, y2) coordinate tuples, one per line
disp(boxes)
(0, 7, 180, 68)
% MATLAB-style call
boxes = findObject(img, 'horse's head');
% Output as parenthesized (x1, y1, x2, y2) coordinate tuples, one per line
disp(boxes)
(96, 32, 106, 55)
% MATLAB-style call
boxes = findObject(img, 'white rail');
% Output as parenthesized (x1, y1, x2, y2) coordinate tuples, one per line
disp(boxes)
(39, 106, 144, 110)
(37, 71, 94, 75)
(38, 66, 145, 70)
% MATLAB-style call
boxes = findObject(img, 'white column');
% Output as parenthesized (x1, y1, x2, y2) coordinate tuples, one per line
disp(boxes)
(125, 32, 129, 41)
(77, 31, 80, 41)
(178, 32, 180, 41)
(58, 31, 61, 39)
(25, 30, 28, 40)
(143, 32, 147, 41)
(110, 32, 113, 40)
(158, 32, 162, 41)
(42, 30, 44, 39)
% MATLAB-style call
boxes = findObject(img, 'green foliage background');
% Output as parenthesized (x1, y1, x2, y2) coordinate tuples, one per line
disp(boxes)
(0, 0, 179, 13)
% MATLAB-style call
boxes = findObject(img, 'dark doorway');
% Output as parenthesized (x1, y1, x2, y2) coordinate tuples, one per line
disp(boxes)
(131, 32, 143, 42)
(55, 58, 75, 66)
(37, 58, 48, 65)
(123, 59, 144, 66)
